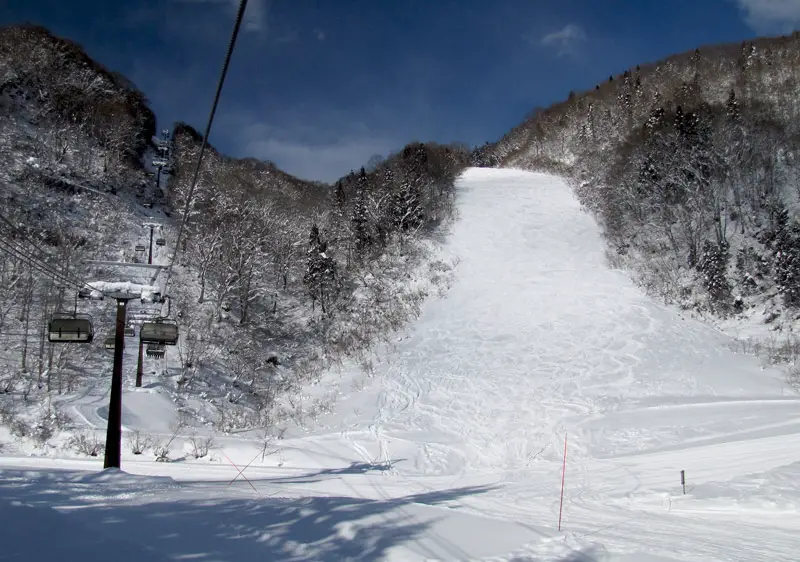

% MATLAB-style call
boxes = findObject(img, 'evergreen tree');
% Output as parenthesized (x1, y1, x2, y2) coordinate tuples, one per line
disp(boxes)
(674, 105, 685, 134)
(735, 246, 759, 296)
(773, 212, 800, 307)
(726, 89, 740, 122)
(392, 180, 424, 231)
(382, 167, 395, 190)
(698, 240, 732, 310)
(645, 106, 665, 131)
(351, 188, 371, 249)
(303, 224, 337, 313)
(334, 180, 345, 208)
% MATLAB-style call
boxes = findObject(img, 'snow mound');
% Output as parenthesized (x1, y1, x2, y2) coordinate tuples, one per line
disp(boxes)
(70, 467, 177, 486)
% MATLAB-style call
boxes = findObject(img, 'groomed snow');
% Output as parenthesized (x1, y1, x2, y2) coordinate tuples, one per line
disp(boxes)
(2, 168, 799, 561)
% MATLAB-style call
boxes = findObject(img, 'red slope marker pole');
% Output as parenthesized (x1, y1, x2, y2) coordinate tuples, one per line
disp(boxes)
(558, 432, 568, 531)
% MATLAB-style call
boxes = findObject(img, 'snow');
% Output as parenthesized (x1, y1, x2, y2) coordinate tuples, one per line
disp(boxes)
(87, 280, 162, 301)
(2, 168, 800, 561)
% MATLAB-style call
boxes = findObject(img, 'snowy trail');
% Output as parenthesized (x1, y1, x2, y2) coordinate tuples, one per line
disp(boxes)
(3, 168, 800, 561)
(336, 169, 788, 474)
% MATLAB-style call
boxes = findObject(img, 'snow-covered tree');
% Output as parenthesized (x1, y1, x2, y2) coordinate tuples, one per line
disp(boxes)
(698, 240, 731, 311)
(303, 223, 338, 313)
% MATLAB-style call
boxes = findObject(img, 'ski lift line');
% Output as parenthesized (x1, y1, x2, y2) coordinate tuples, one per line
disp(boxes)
(0, 208, 55, 264)
(0, 237, 87, 293)
(0, 231, 158, 301)
(0, 242, 90, 298)
(162, 0, 248, 297)
(0, 213, 94, 292)
(0, 238, 148, 305)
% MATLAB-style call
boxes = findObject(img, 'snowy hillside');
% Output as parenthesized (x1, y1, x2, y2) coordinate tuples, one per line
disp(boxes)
(1, 168, 798, 561)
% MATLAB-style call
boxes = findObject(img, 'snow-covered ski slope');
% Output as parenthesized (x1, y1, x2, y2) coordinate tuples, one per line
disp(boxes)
(3, 168, 800, 561)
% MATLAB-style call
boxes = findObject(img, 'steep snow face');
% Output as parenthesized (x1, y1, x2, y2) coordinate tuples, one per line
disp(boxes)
(338, 168, 788, 475)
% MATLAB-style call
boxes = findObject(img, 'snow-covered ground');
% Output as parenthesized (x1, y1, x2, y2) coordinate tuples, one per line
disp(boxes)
(2, 168, 799, 561)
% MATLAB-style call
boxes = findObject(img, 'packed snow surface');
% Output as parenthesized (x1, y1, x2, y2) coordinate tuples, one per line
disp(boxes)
(2, 168, 800, 561)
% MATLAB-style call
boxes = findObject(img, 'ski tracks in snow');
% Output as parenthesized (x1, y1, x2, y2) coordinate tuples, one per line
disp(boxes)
(311, 169, 800, 560)
(11, 169, 800, 561)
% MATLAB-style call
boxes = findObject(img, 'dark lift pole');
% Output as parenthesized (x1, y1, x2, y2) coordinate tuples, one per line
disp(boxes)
(135, 337, 144, 388)
(104, 296, 133, 469)
(148, 225, 154, 266)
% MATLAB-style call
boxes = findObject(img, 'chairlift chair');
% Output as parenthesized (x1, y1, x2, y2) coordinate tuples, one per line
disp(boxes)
(135, 244, 146, 252)
(48, 312, 94, 343)
(155, 238, 166, 246)
(146, 343, 166, 358)
(139, 318, 179, 346)
(124, 325, 135, 338)
(103, 332, 118, 350)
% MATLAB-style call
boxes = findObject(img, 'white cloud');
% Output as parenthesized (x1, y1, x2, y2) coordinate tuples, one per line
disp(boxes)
(540, 24, 587, 57)
(736, 0, 800, 33)
(244, 137, 395, 182)
(173, 0, 268, 33)
(234, 120, 399, 183)
(240, 0, 268, 33)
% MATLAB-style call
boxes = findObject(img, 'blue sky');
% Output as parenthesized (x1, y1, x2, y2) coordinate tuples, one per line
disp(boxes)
(2, 0, 799, 183)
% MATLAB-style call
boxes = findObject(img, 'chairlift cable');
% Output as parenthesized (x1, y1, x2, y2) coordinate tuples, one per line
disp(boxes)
(0, 206, 62, 265)
(0, 238, 86, 293)
(0, 210, 97, 293)
(0, 238, 83, 292)
(162, 0, 248, 297)
(0, 222, 86, 290)
(0, 240, 94, 301)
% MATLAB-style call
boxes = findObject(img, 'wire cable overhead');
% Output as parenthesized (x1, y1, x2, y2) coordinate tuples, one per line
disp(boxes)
(162, 0, 249, 296)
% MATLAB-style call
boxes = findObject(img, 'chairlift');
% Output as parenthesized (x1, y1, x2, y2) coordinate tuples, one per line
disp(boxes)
(152, 158, 168, 168)
(103, 332, 119, 350)
(155, 238, 166, 246)
(48, 312, 94, 343)
(135, 244, 146, 252)
(146, 343, 166, 358)
(124, 325, 135, 338)
(139, 318, 179, 346)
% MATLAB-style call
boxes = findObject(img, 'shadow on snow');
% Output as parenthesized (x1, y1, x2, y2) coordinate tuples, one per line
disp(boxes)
(0, 467, 498, 561)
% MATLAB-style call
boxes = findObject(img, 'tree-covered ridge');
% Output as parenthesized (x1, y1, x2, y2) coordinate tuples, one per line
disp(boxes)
(0, 24, 156, 175)
(483, 33, 800, 320)
(0, 24, 469, 435)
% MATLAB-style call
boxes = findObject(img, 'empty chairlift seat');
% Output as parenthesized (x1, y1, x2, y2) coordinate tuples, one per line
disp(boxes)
(146, 343, 166, 358)
(139, 319, 179, 346)
(103, 332, 124, 351)
(48, 313, 94, 343)
(155, 238, 166, 246)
